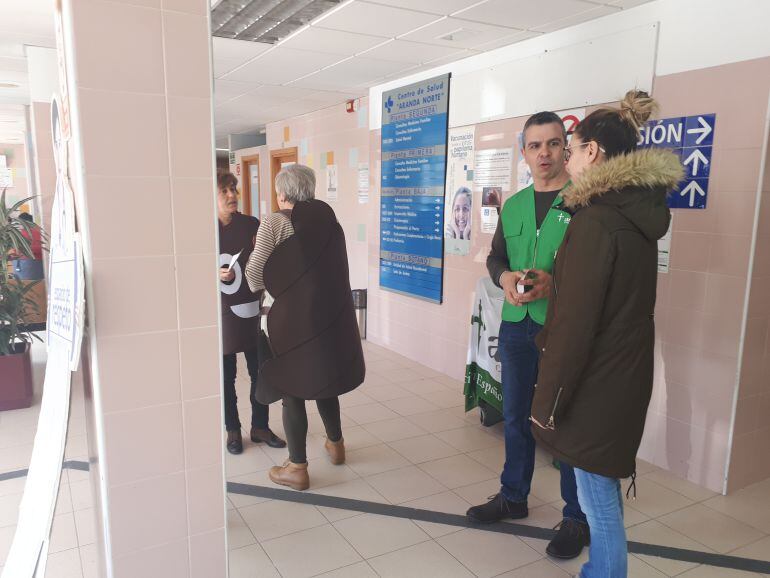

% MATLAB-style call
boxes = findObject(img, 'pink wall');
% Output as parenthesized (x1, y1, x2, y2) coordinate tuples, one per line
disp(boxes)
(728, 109, 770, 491)
(265, 100, 370, 289)
(31, 102, 55, 236)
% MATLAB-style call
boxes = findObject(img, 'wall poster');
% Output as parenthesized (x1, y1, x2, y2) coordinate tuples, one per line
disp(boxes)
(444, 126, 475, 256)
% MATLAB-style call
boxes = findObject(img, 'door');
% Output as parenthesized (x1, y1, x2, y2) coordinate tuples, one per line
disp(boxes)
(240, 154, 260, 216)
(270, 147, 298, 212)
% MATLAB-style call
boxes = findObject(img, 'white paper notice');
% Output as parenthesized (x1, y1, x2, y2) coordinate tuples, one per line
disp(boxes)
(326, 164, 338, 201)
(481, 207, 498, 234)
(0, 154, 6, 167)
(658, 214, 673, 273)
(474, 148, 512, 194)
(357, 163, 369, 204)
(445, 127, 475, 255)
(227, 250, 242, 271)
(260, 200, 267, 217)
(0, 167, 13, 188)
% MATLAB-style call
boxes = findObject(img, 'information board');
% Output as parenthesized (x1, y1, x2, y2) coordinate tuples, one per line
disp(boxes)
(637, 114, 716, 209)
(380, 73, 450, 303)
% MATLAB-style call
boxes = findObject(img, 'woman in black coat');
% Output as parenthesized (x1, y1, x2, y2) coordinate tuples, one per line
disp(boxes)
(245, 164, 365, 491)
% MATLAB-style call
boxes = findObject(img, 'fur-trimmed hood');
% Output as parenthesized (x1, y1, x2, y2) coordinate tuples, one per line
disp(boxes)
(562, 148, 683, 241)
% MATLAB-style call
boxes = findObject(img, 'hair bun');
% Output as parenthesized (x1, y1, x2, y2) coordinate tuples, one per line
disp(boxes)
(620, 90, 658, 131)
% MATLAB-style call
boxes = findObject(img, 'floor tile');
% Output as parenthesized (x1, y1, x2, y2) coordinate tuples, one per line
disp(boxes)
(0, 525, 15, 565)
(335, 426, 380, 452)
(359, 372, 392, 388)
(314, 478, 388, 523)
(623, 503, 651, 528)
(641, 470, 718, 503)
(261, 524, 361, 578)
(467, 446, 504, 473)
(676, 564, 764, 577)
(623, 478, 695, 519)
(703, 490, 770, 534)
(338, 390, 376, 409)
(530, 465, 565, 505)
(419, 454, 497, 489)
(315, 561, 378, 577)
(334, 513, 430, 558)
(416, 389, 465, 409)
(627, 555, 669, 577)
(729, 534, 770, 562)
(435, 426, 501, 452)
(44, 547, 83, 578)
(239, 499, 327, 542)
(228, 543, 280, 578)
(227, 508, 257, 550)
(49, 512, 79, 554)
(305, 457, 360, 490)
(383, 368, 422, 384)
(345, 444, 410, 478)
(363, 384, 413, 402)
(365, 465, 447, 504)
(401, 490, 471, 538)
(368, 540, 474, 578)
(406, 378, 451, 394)
(405, 409, 469, 433)
(495, 558, 571, 577)
(382, 396, 440, 417)
(0, 476, 27, 498)
(437, 528, 542, 577)
(225, 446, 276, 477)
(79, 543, 99, 578)
(453, 478, 504, 507)
(342, 403, 399, 425)
(657, 503, 765, 553)
(389, 434, 460, 464)
(0, 493, 22, 528)
(73, 508, 96, 546)
(69, 479, 93, 512)
(626, 520, 713, 575)
(227, 471, 276, 508)
(361, 417, 428, 443)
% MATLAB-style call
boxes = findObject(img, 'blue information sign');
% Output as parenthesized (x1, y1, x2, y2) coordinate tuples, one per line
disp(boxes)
(380, 74, 450, 303)
(637, 113, 716, 209)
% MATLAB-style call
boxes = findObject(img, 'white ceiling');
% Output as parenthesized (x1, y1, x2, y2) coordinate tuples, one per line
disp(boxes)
(213, 0, 653, 147)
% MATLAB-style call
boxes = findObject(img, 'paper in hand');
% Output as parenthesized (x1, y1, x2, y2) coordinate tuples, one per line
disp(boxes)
(227, 250, 243, 271)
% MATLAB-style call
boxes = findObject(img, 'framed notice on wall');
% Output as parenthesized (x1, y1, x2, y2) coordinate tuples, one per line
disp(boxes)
(379, 73, 450, 304)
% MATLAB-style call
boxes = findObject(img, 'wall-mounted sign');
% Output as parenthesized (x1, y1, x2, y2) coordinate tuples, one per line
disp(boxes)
(638, 114, 716, 209)
(379, 73, 450, 303)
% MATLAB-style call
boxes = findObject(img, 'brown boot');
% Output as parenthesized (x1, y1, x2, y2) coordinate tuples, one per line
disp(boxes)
(325, 437, 345, 465)
(268, 460, 309, 491)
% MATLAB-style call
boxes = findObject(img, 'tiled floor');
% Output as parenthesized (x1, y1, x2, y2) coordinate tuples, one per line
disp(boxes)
(2, 339, 770, 577)
(223, 341, 770, 578)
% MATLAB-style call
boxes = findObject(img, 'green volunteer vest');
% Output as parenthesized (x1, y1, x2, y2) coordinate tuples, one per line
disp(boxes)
(500, 184, 571, 325)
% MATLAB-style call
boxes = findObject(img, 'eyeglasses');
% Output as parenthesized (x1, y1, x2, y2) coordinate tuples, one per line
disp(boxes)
(564, 141, 605, 161)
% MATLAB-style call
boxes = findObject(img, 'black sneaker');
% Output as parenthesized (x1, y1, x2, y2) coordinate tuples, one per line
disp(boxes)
(546, 518, 590, 559)
(226, 430, 243, 455)
(466, 493, 528, 524)
(250, 428, 287, 449)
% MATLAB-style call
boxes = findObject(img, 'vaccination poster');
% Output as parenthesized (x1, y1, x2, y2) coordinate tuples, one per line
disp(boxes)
(444, 126, 475, 256)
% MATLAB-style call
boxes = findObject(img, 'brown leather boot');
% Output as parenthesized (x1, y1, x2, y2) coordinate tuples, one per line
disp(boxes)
(325, 437, 345, 465)
(268, 460, 309, 491)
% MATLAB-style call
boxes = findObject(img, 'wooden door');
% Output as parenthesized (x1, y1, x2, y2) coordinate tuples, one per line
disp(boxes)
(240, 154, 259, 216)
(269, 147, 298, 212)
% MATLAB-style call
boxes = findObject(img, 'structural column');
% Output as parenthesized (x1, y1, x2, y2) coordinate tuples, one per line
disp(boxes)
(60, 0, 226, 575)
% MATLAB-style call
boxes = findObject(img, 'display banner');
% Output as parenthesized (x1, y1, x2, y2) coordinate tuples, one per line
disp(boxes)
(464, 277, 504, 413)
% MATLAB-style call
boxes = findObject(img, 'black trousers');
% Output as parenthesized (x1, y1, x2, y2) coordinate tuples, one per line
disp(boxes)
(223, 348, 269, 432)
(282, 396, 342, 464)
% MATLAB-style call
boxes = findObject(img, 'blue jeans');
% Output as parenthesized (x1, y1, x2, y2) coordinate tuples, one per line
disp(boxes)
(499, 318, 586, 523)
(575, 468, 627, 578)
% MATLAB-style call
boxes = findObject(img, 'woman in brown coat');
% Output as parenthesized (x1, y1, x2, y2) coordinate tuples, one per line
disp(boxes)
(530, 91, 683, 577)
(245, 164, 365, 491)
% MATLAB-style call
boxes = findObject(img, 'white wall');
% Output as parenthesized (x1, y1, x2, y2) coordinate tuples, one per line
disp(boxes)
(25, 46, 58, 103)
(369, 0, 770, 129)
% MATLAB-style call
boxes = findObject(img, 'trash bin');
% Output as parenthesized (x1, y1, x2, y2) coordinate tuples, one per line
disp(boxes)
(352, 289, 367, 340)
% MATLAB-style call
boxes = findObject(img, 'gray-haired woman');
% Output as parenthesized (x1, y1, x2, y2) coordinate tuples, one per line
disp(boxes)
(245, 164, 365, 491)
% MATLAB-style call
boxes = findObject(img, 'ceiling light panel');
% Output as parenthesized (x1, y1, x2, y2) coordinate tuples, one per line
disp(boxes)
(454, 0, 599, 30)
(212, 0, 344, 44)
(315, 2, 441, 38)
(361, 40, 466, 64)
(279, 27, 388, 56)
(369, 0, 490, 15)
(401, 17, 521, 49)
(220, 46, 344, 84)
(532, 5, 620, 33)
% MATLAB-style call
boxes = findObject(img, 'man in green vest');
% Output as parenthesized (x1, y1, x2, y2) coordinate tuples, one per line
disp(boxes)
(466, 112, 589, 559)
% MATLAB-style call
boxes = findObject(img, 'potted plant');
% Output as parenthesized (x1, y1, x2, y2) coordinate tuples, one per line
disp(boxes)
(1, 189, 44, 410)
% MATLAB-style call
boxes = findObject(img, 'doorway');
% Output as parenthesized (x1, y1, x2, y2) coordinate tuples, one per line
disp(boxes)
(240, 154, 260, 217)
(269, 147, 298, 212)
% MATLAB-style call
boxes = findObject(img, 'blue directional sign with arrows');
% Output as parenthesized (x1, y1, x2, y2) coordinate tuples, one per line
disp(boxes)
(638, 113, 716, 209)
(380, 73, 450, 303)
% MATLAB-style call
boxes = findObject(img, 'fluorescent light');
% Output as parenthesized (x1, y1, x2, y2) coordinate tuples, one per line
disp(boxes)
(216, 148, 230, 151)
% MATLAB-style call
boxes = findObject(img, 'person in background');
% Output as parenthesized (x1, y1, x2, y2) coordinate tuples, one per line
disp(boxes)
(217, 171, 285, 455)
(467, 112, 589, 560)
(531, 91, 682, 577)
(245, 164, 365, 491)
(446, 186, 472, 240)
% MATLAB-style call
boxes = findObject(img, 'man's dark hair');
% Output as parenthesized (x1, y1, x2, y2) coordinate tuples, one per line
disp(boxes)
(217, 171, 238, 191)
(19, 212, 33, 222)
(522, 111, 566, 146)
